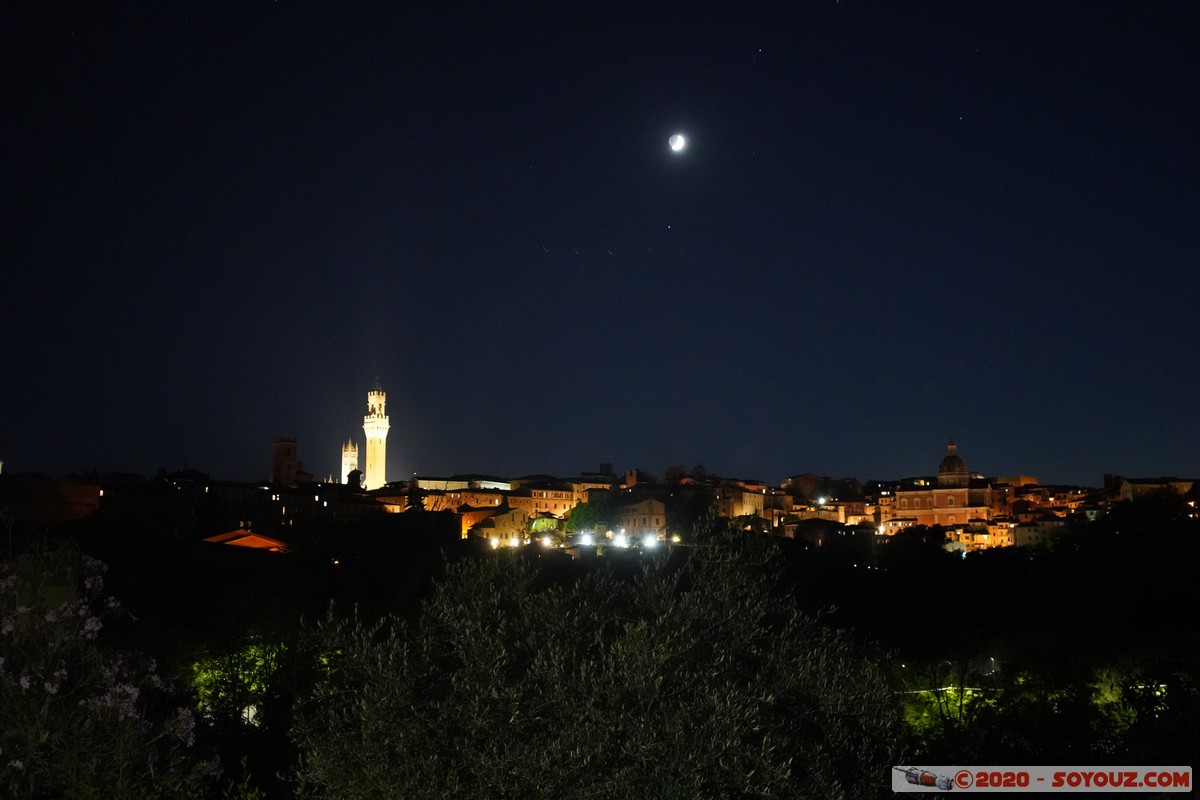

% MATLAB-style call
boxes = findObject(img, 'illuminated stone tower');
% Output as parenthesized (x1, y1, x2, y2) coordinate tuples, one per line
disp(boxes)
(362, 383, 390, 490)
(340, 439, 359, 486)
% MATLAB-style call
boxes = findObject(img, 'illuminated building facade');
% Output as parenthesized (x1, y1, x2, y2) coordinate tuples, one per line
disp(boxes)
(713, 483, 766, 519)
(362, 383, 390, 490)
(613, 497, 667, 539)
(879, 442, 993, 531)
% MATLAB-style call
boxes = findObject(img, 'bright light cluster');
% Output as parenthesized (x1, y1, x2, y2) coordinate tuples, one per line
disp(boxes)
(487, 530, 676, 554)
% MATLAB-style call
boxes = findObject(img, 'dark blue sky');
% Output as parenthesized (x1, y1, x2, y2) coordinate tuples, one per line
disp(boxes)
(4, 2, 1198, 486)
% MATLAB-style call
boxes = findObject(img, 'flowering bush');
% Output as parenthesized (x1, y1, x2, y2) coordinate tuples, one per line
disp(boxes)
(0, 541, 215, 798)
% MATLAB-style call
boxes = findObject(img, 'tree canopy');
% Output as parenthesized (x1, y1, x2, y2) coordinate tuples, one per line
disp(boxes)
(291, 525, 908, 799)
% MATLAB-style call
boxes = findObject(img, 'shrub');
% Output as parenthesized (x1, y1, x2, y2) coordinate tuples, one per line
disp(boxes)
(0, 542, 215, 799)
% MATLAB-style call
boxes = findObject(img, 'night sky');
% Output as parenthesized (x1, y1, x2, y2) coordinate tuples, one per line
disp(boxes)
(4, 2, 1198, 487)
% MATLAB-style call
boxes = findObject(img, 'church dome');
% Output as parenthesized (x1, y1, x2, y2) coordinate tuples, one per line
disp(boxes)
(937, 441, 970, 488)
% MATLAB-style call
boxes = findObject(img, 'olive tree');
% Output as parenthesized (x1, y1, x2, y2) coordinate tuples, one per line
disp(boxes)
(292, 526, 908, 799)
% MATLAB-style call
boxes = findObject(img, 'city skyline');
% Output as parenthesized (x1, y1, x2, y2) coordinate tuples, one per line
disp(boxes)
(4, 3, 1198, 487)
(13, 393, 1195, 491)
